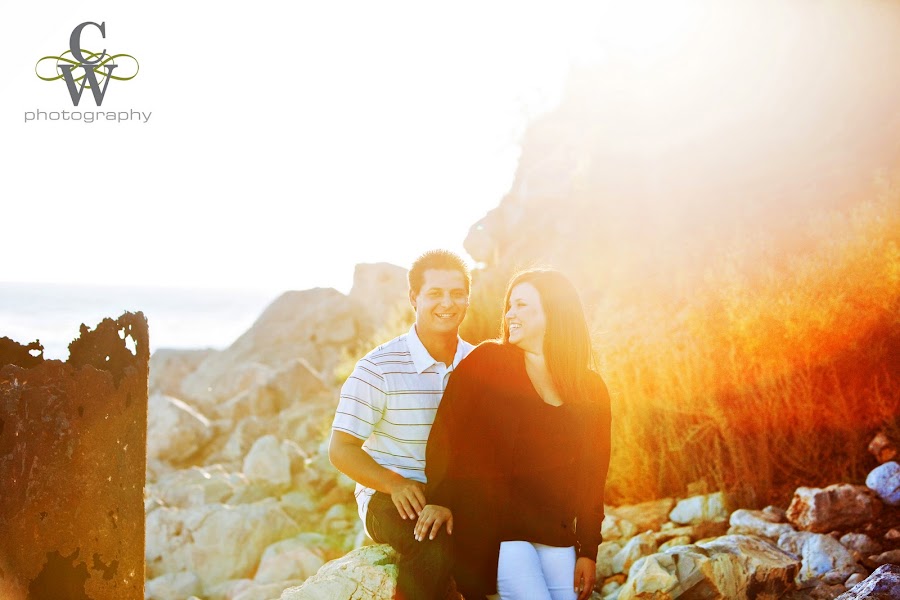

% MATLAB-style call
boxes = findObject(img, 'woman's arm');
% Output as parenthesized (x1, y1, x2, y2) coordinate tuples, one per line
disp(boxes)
(574, 375, 613, 563)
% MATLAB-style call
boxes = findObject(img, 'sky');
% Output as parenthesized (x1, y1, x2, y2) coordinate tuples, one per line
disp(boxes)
(0, 0, 616, 294)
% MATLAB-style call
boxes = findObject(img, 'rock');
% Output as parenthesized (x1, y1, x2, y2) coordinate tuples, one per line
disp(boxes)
(347, 263, 411, 328)
(617, 553, 679, 599)
(618, 535, 801, 600)
(145, 571, 202, 600)
(255, 538, 326, 584)
(729, 508, 797, 539)
(147, 465, 248, 508)
(699, 535, 800, 596)
(786, 485, 881, 533)
(185, 361, 275, 413)
(205, 578, 253, 600)
(886, 528, 900, 541)
(216, 358, 331, 422)
(215, 415, 274, 465)
(836, 564, 900, 599)
(179, 289, 362, 407)
(865, 462, 900, 506)
(653, 525, 694, 545)
(868, 432, 898, 464)
(602, 514, 640, 541)
(254, 537, 325, 584)
(146, 498, 302, 593)
(763, 505, 789, 522)
(235, 580, 307, 600)
(607, 498, 676, 533)
(280, 544, 398, 600)
(669, 491, 730, 525)
(691, 519, 730, 541)
(282, 440, 310, 475)
(595, 541, 623, 579)
(777, 531, 863, 586)
(150, 348, 214, 397)
(659, 535, 692, 551)
(839, 533, 881, 556)
(844, 573, 867, 588)
(600, 578, 623, 598)
(243, 434, 292, 488)
(279, 490, 320, 524)
(612, 531, 658, 574)
(794, 582, 849, 599)
(147, 393, 213, 464)
(868, 549, 900, 567)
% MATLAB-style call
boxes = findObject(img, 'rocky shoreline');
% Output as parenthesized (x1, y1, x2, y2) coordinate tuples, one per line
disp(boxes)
(143, 264, 899, 600)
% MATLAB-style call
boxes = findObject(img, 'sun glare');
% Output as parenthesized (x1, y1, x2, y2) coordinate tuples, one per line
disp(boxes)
(594, 0, 708, 63)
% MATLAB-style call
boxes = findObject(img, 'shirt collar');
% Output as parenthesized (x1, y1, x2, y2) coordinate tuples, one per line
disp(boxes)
(407, 324, 466, 374)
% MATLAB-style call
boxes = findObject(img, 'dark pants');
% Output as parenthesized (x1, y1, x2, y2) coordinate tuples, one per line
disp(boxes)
(366, 491, 456, 600)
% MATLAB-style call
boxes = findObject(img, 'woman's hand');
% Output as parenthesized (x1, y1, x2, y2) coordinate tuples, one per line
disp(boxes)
(414, 504, 454, 541)
(574, 556, 596, 600)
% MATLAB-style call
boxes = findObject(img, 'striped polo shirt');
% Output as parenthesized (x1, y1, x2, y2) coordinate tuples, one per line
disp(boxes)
(332, 324, 474, 525)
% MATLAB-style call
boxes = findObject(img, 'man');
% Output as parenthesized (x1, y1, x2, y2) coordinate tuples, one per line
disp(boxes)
(329, 250, 473, 600)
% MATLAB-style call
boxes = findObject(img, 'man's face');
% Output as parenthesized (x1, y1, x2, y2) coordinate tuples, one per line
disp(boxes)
(410, 269, 469, 337)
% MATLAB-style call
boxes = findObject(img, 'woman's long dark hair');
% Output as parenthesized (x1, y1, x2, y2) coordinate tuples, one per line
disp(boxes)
(501, 268, 595, 405)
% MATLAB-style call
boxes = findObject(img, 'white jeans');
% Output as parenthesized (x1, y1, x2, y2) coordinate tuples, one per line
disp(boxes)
(494, 541, 577, 600)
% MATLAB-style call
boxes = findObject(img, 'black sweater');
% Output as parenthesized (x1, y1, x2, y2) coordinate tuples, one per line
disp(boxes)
(426, 341, 611, 594)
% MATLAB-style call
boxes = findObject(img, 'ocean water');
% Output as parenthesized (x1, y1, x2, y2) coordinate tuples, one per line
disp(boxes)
(0, 283, 280, 360)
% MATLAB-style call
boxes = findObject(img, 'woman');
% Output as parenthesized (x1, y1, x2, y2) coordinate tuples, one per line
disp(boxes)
(420, 269, 612, 600)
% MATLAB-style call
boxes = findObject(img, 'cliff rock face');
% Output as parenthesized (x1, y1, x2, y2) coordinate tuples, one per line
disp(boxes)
(178, 263, 409, 412)
(463, 3, 900, 315)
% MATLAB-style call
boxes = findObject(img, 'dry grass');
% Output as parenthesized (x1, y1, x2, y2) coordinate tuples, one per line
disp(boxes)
(593, 178, 900, 506)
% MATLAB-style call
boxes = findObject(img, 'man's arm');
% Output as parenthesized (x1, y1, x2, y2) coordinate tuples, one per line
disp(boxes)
(328, 430, 427, 520)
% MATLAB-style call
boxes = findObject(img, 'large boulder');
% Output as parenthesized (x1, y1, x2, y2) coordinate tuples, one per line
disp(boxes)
(786, 484, 881, 533)
(612, 531, 658, 574)
(602, 514, 640, 541)
(147, 393, 213, 465)
(777, 531, 863, 586)
(145, 571, 202, 600)
(839, 533, 881, 558)
(607, 498, 676, 533)
(179, 288, 361, 407)
(147, 464, 250, 508)
(729, 508, 796, 540)
(243, 434, 292, 488)
(150, 348, 215, 397)
(868, 432, 898, 464)
(836, 564, 900, 599)
(216, 358, 331, 422)
(698, 535, 800, 597)
(347, 263, 410, 327)
(619, 535, 799, 600)
(669, 492, 730, 525)
(254, 537, 326, 584)
(865, 461, 900, 506)
(280, 544, 398, 600)
(146, 498, 302, 593)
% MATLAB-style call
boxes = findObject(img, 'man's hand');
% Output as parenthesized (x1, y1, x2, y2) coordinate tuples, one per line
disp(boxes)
(389, 478, 427, 520)
(329, 432, 427, 520)
(574, 556, 596, 600)
(414, 505, 453, 541)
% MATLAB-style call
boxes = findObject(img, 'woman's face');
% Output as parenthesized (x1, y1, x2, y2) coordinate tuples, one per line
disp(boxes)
(505, 282, 546, 353)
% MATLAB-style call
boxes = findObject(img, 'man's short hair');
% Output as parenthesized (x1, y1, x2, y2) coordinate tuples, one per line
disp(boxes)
(408, 250, 471, 296)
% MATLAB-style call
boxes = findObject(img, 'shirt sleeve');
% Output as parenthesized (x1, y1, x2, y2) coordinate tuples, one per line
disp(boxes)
(331, 357, 387, 441)
(575, 375, 613, 560)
